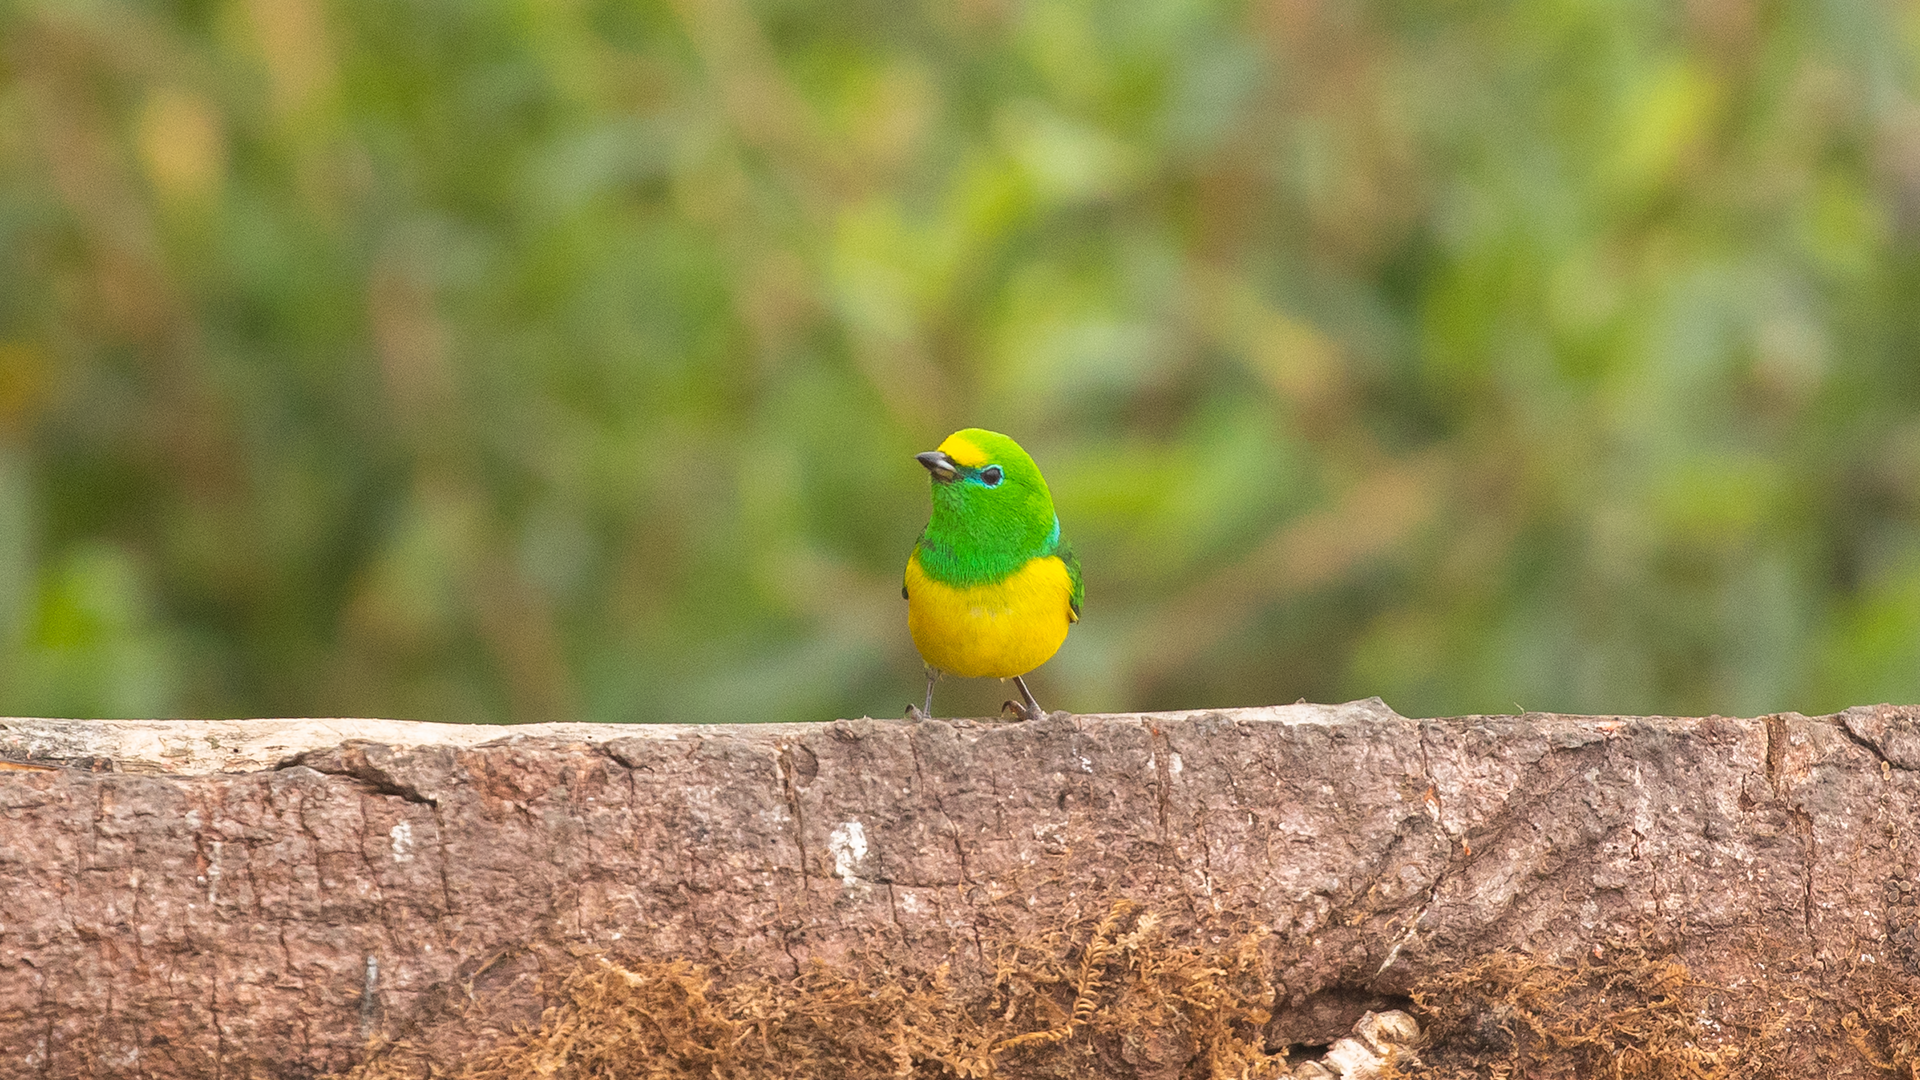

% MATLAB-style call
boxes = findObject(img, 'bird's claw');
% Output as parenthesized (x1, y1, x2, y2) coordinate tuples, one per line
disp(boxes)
(1000, 699, 1045, 723)
(907, 704, 932, 722)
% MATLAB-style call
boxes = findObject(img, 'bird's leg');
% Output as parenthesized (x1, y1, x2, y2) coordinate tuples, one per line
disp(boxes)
(1011, 675, 1047, 722)
(907, 668, 937, 721)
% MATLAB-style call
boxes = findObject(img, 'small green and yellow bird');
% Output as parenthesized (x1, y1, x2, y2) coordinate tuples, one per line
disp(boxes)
(904, 428, 1081, 721)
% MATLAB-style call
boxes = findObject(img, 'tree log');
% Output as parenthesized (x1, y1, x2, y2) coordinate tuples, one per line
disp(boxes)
(2, 701, 1917, 1077)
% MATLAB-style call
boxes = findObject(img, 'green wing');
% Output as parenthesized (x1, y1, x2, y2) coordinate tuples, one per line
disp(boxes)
(1058, 540, 1082, 621)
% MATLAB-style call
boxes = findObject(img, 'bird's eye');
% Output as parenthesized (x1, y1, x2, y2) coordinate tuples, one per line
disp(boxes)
(981, 466, 1003, 487)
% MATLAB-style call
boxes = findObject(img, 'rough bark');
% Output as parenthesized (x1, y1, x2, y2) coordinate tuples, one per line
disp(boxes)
(1, 700, 1917, 1077)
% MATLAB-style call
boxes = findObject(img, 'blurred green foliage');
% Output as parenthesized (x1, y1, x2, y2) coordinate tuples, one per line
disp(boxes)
(1, 0, 1919, 723)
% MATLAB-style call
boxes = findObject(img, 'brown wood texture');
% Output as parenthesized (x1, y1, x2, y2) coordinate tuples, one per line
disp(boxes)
(1, 700, 1915, 1077)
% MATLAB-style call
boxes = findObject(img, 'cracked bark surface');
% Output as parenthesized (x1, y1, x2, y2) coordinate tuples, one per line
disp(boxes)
(1, 700, 1918, 1077)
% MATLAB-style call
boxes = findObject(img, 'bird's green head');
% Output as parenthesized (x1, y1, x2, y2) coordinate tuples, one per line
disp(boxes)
(914, 429, 1060, 583)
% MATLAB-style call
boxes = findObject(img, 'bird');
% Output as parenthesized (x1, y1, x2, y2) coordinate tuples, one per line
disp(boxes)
(903, 428, 1081, 721)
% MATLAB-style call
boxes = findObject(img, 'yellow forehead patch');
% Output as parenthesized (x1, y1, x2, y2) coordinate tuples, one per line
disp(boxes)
(938, 432, 991, 468)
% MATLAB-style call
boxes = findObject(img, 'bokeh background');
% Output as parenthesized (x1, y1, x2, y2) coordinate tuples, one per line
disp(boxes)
(2, 0, 1919, 724)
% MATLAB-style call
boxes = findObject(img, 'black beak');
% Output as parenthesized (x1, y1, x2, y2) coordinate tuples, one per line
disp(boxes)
(916, 450, 959, 482)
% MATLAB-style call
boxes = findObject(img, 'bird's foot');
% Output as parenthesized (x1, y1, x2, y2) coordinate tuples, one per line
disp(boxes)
(1007, 675, 1049, 723)
(906, 704, 931, 722)
(1000, 699, 1046, 723)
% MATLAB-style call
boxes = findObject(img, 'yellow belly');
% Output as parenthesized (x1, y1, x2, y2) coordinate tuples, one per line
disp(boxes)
(905, 553, 1075, 679)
